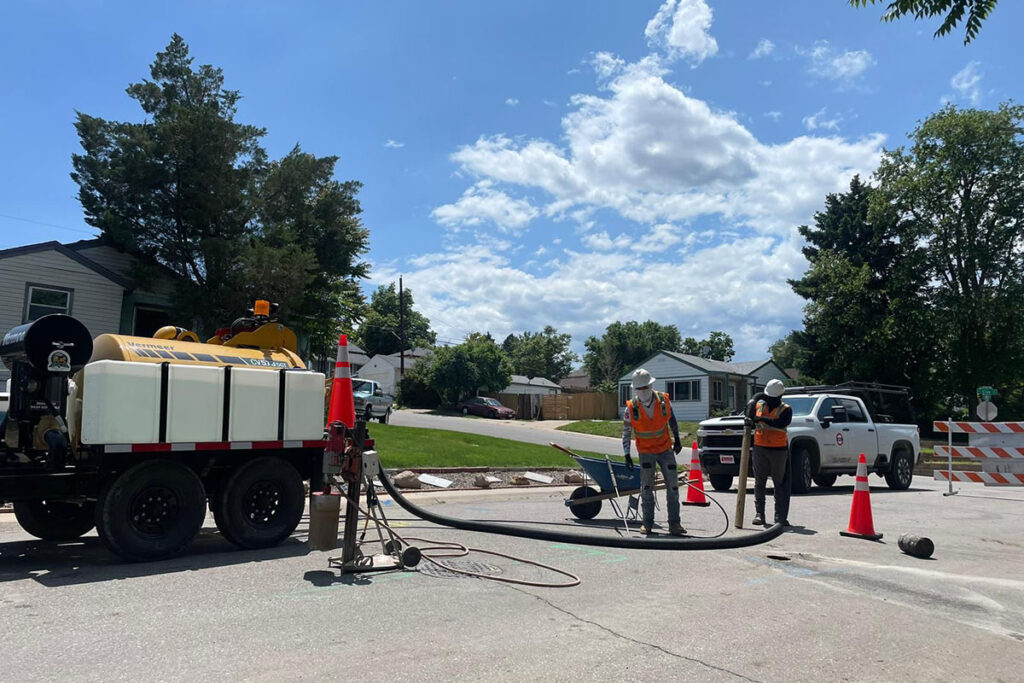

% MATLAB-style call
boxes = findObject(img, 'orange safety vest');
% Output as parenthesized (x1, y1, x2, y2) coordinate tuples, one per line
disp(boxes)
(754, 400, 789, 448)
(627, 392, 673, 454)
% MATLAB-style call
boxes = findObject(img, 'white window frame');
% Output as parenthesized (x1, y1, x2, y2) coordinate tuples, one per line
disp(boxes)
(24, 283, 73, 322)
(712, 379, 723, 403)
(667, 379, 701, 402)
(619, 384, 632, 406)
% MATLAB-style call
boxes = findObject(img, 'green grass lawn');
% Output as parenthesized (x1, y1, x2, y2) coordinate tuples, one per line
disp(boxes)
(555, 419, 701, 440)
(367, 423, 614, 469)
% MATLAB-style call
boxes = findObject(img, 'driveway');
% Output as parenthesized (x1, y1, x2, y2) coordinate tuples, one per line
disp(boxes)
(390, 409, 622, 456)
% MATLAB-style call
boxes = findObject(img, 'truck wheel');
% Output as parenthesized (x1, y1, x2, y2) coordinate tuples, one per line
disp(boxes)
(791, 448, 813, 494)
(885, 448, 914, 490)
(568, 486, 602, 519)
(14, 500, 95, 541)
(96, 460, 206, 562)
(363, 405, 374, 422)
(378, 408, 390, 425)
(214, 457, 305, 549)
(709, 474, 733, 492)
(812, 473, 837, 488)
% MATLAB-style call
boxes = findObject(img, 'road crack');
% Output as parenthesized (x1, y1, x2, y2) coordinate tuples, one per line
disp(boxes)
(508, 586, 762, 682)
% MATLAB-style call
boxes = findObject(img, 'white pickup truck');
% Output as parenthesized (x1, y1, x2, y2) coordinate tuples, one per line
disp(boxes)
(697, 385, 920, 494)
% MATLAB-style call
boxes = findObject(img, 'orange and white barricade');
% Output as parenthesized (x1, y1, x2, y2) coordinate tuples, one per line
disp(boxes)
(933, 421, 1024, 489)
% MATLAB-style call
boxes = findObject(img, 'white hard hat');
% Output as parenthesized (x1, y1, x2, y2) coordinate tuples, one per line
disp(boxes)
(765, 379, 785, 397)
(631, 368, 655, 389)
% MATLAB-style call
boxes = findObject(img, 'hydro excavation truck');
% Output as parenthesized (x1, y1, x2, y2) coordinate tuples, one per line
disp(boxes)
(696, 382, 921, 494)
(0, 302, 326, 561)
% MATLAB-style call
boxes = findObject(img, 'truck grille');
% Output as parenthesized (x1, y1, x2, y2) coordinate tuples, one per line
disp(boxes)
(702, 433, 743, 449)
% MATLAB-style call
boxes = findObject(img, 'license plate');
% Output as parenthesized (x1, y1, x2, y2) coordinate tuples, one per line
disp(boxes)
(720, 455, 735, 464)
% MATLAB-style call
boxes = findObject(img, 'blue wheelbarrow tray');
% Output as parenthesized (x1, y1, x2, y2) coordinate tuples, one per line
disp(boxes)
(574, 454, 642, 492)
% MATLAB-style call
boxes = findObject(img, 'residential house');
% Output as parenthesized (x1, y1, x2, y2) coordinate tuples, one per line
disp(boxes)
(558, 368, 591, 391)
(0, 239, 177, 384)
(356, 347, 433, 396)
(617, 352, 789, 422)
(502, 375, 562, 395)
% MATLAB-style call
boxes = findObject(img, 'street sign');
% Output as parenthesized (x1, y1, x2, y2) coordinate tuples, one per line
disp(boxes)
(977, 400, 998, 421)
(977, 386, 998, 401)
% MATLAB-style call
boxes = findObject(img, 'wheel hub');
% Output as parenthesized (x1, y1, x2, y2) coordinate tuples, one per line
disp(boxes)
(130, 487, 180, 536)
(244, 480, 282, 525)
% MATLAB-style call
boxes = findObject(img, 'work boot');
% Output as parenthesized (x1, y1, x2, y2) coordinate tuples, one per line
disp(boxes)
(639, 524, 653, 535)
(752, 512, 765, 526)
(775, 517, 791, 527)
(668, 522, 686, 536)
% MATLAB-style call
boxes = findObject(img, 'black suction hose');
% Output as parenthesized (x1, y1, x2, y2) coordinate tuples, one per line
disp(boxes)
(379, 469, 785, 550)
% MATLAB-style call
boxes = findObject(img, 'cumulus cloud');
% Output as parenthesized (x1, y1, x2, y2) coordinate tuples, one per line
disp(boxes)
(949, 61, 983, 105)
(505, 98, 520, 107)
(802, 108, 842, 132)
(383, 139, 404, 148)
(644, 0, 718, 65)
(765, 111, 782, 122)
(803, 41, 874, 85)
(749, 38, 775, 59)
(430, 181, 538, 233)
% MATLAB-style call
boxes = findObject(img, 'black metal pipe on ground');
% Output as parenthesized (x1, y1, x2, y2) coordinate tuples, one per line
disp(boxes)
(378, 470, 785, 550)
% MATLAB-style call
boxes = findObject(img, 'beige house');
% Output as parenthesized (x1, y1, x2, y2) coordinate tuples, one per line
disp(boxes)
(0, 239, 177, 383)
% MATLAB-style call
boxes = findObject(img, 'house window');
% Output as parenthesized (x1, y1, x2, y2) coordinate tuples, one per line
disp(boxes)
(24, 284, 72, 322)
(667, 380, 701, 402)
(619, 384, 632, 406)
(712, 380, 723, 403)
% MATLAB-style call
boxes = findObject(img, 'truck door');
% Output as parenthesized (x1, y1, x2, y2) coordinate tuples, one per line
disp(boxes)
(815, 398, 842, 467)
(837, 397, 876, 466)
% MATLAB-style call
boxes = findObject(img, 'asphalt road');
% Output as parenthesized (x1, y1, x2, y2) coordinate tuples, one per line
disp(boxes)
(3, 477, 1023, 681)
(390, 409, 624, 456)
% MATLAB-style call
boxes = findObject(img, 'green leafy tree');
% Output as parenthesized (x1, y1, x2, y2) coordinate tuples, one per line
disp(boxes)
(872, 103, 1024, 409)
(681, 331, 735, 361)
(768, 331, 812, 376)
(789, 176, 934, 393)
(356, 283, 436, 357)
(501, 327, 577, 382)
(70, 35, 369, 345)
(426, 333, 513, 405)
(583, 321, 683, 386)
(850, 0, 998, 43)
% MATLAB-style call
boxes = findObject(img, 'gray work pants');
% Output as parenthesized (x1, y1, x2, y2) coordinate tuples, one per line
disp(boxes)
(639, 449, 680, 527)
(753, 445, 790, 520)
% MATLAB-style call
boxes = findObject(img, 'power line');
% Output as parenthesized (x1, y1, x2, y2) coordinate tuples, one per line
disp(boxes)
(0, 212, 98, 237)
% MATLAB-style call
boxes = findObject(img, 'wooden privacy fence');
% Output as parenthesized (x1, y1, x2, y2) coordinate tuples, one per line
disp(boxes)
(541, 392, 619, 421)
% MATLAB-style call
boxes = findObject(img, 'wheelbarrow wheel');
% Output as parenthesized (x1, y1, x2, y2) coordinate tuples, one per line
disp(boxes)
(568, 486, 602, 520)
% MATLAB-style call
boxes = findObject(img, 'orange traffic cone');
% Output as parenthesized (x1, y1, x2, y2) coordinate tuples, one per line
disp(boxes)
(840, 453, 883, 541)
(683, 442, 710, 507)
(326, 333, 356, 429)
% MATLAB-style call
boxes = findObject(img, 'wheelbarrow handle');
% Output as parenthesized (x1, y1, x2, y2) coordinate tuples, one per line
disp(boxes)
(549, 442, 579, 457)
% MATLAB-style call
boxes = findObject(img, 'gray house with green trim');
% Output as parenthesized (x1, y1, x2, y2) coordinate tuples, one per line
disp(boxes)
(0, 239, 177, 384)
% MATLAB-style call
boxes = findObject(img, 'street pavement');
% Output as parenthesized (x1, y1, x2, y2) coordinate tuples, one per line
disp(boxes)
(390, 408, 624, 456)
(3, 476, 1023, 681)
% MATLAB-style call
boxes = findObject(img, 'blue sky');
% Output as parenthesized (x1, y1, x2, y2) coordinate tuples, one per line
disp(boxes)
(2, 1, 1021, 359)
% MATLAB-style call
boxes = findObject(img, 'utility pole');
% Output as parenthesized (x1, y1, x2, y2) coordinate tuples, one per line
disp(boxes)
(399, 276, 406, 379)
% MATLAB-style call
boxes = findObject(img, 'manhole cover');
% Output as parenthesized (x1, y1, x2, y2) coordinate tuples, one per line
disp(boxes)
(418, 560, 504, 579)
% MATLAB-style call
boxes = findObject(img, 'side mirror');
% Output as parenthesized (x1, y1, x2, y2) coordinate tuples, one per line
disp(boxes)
(374, 388, 383, 396)
(820, 416, 833, 429)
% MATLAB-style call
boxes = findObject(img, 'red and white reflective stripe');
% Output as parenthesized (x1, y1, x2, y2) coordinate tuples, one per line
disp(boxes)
(103, 440, 327, 454)
(854, 475, 870, 492)
(934, 445, 1024, 460)
(933, 421, 1024, 434)
(334, 334, 352, 380)
(933, 470, 1024, 486)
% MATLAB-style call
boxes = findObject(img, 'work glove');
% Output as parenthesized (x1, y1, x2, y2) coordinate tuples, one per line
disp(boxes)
(673, 437, 683, 455)
(624, 454, 635, 470)
(744, 417, 754, 429)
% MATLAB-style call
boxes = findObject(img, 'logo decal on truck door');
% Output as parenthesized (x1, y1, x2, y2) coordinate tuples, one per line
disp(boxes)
(836, 433, 844, 447)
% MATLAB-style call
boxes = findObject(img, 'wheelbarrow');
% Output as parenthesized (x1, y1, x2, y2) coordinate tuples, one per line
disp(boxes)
(551, 443, 679, 531)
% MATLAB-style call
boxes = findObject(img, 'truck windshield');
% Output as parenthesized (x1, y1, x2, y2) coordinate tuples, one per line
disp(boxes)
(785, 397, 816, 416)
(351, 380, 372, 393)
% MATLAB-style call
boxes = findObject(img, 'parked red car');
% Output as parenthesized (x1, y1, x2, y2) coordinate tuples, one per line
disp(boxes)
(456, 396, 516, 419)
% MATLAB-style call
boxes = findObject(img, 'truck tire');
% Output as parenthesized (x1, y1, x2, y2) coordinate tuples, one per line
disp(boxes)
(14, 500, 95, 541)
(363, 405, 374, 422)
(378, 408, 390, 424)
(812, 473, 837, 488)
(96, 460, 207, 562)
(709, 474, 733, 492)
(214, 457, 305, 550)
(791, 448, 814, 494)
(885, 448, 914, 490)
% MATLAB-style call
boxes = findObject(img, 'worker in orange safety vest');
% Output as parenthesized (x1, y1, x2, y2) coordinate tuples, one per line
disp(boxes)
(622, 368, 685, 536)
(746, 379, 793, 527)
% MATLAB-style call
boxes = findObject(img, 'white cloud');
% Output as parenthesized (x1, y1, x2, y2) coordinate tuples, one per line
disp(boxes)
(765, 111, 782, 122)
(543, 99, 558, 108)
(383, 139, 404, 149)
(430, 181, 538, 233)
(582, 231, 632, 251)
(505, 98, 519, 107)
(749, 38, 775, 59)
(950, 61, 983, 105)
(644, 0, 718, 65)
(802, 108, 842, 132)
(803, 41, 874, 84)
